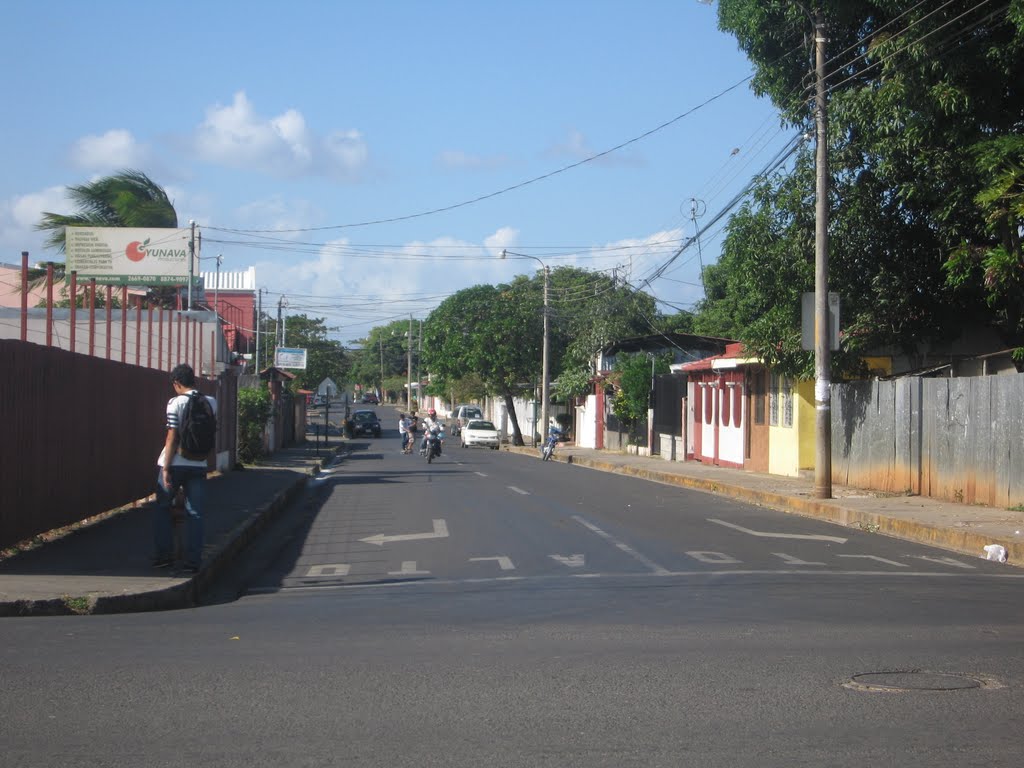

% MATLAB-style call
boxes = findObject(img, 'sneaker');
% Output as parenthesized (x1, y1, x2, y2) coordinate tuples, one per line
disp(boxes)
(152, 557, 173, 569)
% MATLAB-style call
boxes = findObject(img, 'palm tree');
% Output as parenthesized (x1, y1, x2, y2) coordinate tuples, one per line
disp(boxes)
(35, 169, 178, 253)
(29, 170, 179, 305)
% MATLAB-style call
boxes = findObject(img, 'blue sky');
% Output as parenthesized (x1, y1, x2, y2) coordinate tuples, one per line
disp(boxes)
(1, 0, 797, 345)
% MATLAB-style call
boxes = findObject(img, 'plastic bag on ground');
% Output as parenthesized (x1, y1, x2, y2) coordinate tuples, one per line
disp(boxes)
(982, 544, 1007, 563)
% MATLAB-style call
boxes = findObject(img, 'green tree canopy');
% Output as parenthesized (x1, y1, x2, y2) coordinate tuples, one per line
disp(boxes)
(423, 281, 541, 444)
(705, 0, 1024, 369)
(36, 169, 178, 253)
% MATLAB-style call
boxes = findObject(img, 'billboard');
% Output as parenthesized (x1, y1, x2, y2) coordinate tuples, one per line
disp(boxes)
(65, 227, 192, 285)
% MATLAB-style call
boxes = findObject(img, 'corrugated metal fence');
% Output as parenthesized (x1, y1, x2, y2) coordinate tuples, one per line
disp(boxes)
(832, 374, 1024, 507)
(0, 340, 238, 550)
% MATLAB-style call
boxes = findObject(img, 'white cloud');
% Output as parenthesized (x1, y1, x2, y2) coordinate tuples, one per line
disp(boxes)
(195, 92, 368, 179)
(548, 128, 643, 167)
(234, 196, 324, 232)
(484, 226, 518, 256)
(245, 227, 523, 342)
(0, 186, 72, 259)
(437, 149, 510, 171)
(70, 129, 150, 171)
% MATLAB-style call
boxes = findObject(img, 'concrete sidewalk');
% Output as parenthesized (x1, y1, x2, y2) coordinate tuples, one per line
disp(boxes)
(0, 441, 340, 617)
(508, 443, 1024, 568)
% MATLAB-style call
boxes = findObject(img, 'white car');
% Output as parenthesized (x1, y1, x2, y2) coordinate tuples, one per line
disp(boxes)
(461, 419, 500, 449)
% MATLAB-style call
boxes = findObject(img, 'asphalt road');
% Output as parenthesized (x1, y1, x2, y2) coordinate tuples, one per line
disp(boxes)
(2, 416, 1023, 767)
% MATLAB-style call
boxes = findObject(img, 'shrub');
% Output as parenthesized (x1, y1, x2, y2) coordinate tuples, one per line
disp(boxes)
(237, 386, 272, 463)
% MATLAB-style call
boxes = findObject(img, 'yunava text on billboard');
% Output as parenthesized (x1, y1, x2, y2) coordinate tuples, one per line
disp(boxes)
(65, 227, 192, 285)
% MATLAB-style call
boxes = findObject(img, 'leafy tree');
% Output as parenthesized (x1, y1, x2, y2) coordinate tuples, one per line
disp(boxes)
(610, 352, 671, 442)
(707, 0, 1024, 367)
(423, 281, 541, 445)
(348, 320, 419, 400)
(35, 169, 178, 253)
(548, 266, 659, 373)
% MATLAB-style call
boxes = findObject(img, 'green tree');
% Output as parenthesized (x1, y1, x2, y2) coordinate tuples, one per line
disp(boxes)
(708, 0, 1024, 365)
(610, 353, 670, 442)
(423, 281, 541, 445)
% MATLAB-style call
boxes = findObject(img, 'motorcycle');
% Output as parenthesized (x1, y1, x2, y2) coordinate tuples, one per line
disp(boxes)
(424, 425, 445, 463)
(541, 426, 562, 461)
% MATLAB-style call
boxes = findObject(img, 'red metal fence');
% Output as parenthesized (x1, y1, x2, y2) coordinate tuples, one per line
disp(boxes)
(0, 340, 238, 550)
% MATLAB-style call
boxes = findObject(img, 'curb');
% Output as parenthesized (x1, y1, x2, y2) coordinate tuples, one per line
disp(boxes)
(0, 449, 339, 617)
(506, 446, 1024, 567)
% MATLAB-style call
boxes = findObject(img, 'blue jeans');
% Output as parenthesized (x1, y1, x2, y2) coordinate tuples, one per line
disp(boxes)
(154, 466, 207, 567)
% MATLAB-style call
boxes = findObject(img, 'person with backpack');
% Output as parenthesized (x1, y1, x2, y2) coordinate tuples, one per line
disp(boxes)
(153, 363, 217, 574)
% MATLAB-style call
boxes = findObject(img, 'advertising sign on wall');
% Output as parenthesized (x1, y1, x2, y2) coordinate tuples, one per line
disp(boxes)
(65, 227, 192, 285)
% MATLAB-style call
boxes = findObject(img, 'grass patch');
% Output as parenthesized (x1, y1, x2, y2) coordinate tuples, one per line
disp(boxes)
(61, 595, 91, 614)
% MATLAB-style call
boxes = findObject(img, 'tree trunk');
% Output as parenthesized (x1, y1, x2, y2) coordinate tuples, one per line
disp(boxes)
(503, 392, 525, 446)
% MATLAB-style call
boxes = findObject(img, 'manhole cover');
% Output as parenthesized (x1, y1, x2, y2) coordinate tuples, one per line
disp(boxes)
(844, 671, 1003, 693)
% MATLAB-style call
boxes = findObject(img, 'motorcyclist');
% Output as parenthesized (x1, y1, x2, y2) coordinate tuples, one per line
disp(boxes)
(543, 418, 563, 458)
(420, 408, 442, 454)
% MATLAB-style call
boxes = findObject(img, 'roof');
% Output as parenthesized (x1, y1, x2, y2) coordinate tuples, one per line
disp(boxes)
(677, 342, 763, 372)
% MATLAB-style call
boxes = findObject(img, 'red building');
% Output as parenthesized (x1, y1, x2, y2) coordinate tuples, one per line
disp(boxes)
(200, 267, 256, 358)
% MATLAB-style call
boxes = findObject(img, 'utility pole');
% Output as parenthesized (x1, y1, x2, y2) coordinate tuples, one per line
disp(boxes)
(379, 336, 384, 397)
(214, 254, 222, 320)
(416, 319, 423, 408)
(255, 288, 262, 372)
(690, 198, 707, 296)
(187, 220, 196, 310)
(277, 296, 284, 351)
(541, 264, 550, 444)
(813, 7, 832, 499)
(407, 314, 413, 413)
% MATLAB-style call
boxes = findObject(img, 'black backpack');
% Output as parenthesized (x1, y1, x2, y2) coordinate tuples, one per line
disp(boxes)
(178, 391, 217, 460)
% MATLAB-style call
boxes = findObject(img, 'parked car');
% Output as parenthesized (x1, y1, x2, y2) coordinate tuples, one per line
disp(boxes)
(461, 419, 500, 449)
(451, 405, 483, 435)
(361, 393, 379, 404)
(348, 409, 382, 437)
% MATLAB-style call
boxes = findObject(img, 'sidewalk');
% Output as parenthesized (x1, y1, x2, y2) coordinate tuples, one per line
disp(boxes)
(0, 440, 340, 617)
(508, 443, 1024, 568)
(3, 438, 1020, 618)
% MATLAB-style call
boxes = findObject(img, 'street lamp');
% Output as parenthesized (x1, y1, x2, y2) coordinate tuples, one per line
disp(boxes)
(501, 249, 550, 446)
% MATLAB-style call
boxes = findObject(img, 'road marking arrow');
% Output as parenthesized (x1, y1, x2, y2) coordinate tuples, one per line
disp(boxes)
(549, 554, 586, 568)
(360, 519, 449, 546)
(708, 518, 848, 544)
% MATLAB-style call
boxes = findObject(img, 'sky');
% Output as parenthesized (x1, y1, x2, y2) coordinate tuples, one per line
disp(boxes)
(0, 0, 798, 346)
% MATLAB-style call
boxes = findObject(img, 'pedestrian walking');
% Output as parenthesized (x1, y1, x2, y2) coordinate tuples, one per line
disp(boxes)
(153, 363, 217, 574)
(398, 412, 411, 453)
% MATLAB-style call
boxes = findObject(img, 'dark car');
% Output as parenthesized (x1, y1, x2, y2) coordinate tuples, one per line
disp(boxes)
(348, 409, 382, 437)
(361, 393, 379, 404)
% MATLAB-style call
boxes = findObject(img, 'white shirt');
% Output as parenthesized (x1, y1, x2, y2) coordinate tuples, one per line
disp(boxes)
(158, 390, 218, 468)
